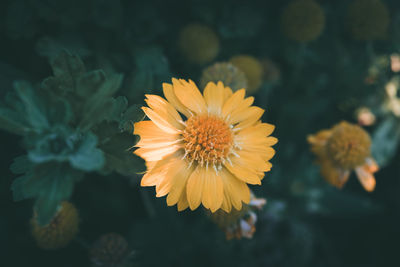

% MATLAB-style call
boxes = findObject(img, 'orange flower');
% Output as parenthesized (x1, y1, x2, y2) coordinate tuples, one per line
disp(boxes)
(134, 78, 277, 212)
(308, 121, 378, 192)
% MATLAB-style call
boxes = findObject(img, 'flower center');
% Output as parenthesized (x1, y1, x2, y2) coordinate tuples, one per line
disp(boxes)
(326, 122, 371, 169)
(182, 115, 233, 167)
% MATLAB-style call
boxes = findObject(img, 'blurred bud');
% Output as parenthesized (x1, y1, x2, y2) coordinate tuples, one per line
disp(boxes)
(356, 107, 376, 126)
(390, 54, 400, 73)
(179, 24, 219, 65)
(200, 62, 247, 91)
(384, 78, 400, 117)
(90, 233, 131, 267)
(230, 55, 263, 94)
(207, 193, 266, 240)
(31, 201, 79, 250)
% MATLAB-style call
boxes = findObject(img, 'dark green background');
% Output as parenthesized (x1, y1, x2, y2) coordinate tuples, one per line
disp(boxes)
(1, 0, 400, 266)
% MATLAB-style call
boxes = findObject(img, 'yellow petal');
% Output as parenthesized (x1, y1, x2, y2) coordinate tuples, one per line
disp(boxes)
(134, 145, 181, 162)
(145, 94, 184, 129)
(222, 89, 246, 118)
(172, 78, 207, 115)
(220, 195, 232, 213)
(142, 107, 181, 134)
(177, 189, 189, 211)
(134, 121, 180, 148)
(265, 136, 278, 146)
(355, 166, 376, 192)
(220, 168, 250, 212)
(232, 106, 264, 128)
(202, 168, 224, 212)
(227, 97, 255, 123)
(155, 157, 189, 197)
(223, 86, 233, 101)
(186, 165, 205, 210)
(203, 81, 224, 115)
(224, 159, 261, 185)
(156, 172, 174, 197)
(166, 160, 194, 206)
(140, 153, 177, 187)
(163, 82, 191, 118)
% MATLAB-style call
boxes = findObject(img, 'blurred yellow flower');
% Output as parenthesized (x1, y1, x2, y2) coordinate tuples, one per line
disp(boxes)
(308, 121, 378, 192)
(281, 0, 325, 43)
(347, 0, 390, 41)
(134, 78, 277, 212)
(200, 62, 248, 92)
(230, 55, 263, 95)
(31, 202, 79, 250)
(179, 24, 219, 65)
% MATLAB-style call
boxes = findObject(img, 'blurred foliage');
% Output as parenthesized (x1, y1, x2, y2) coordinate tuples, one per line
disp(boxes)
(1, 0, 400, 266)
(1, 50, 144, 225)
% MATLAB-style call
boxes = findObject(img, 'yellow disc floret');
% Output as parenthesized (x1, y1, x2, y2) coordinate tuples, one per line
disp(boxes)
(183, 115, 233, 167)
(347, 0, 390, 41)
(31, 201, 79, 250)
(230, 55, 263, 94)
(200, 62, 248, 91)
(179, 24, 219, 65)
(281, 0, 325, 43)
(326, 122, 371, 169)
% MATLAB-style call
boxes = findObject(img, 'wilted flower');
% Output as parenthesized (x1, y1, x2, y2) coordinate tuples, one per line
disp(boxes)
(179, 24, 219, 65)
(134, 78, 277, 212)
(347, 0, 390, 41)
(281, 0, 325, 43)
(208, 193, 266, 240)
(308, 121, 378, 191)
(31, 201, 79, 250)
(230, 55, 264, 95)
(90, 233, 131, 267)
(200, 62, 248, 92)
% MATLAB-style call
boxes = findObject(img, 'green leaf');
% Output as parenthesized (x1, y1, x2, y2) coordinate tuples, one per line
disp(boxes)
(100, 132, 145, 175)
(69, 132, 105, 171)
(14, 80, 49, 131)
(44, 94, 74, 124)
(32, 164, 81, 226)
(372, 116, 400, 167)
(78, 73, 123, 130)
(10, 155, 32, 174)
(108, 96, 128, 122)
(76, 70, 107, 98)
(0, 107, 31, 135)
(27, 125, 78, 164)
(120, 104, 144, 133)
(49, 50, 86, 92)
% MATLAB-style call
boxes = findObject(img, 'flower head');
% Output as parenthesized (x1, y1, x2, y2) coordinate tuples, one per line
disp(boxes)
(281, 0, 325, 43)
(90, 233, 131, 267)
(230, 55, 263, 95)
(179, 24, 219, 65)
(134, 78, 277, 212)
(347, 0, 390, 41)
(308, 121, 378, 192)
(200, 62, 248, 92)
(31, 201, 79, 250)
